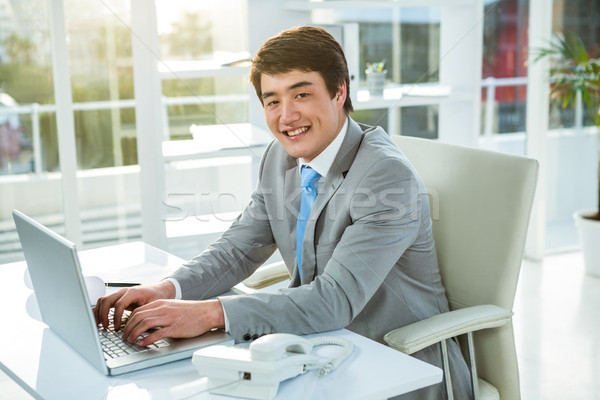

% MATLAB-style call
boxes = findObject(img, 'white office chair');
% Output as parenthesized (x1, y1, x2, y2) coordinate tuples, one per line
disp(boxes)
(243, 136, 538, 400)
(382, 136, 538, 400)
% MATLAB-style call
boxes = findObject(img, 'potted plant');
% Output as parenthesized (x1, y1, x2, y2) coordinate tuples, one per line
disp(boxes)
(536, 33, 600, 276)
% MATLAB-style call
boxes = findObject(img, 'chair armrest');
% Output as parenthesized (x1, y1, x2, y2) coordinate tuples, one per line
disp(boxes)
(242, 261, 290, 289)
(383, 304, 512, 354)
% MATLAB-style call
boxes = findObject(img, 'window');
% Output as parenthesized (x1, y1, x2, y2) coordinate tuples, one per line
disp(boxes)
(481, 0, 528, 138)
(156, 0, 250, 137)
(0, 0, 64, 263)
(313, 7, 441, 139)
(549, 0, 600, 129)
(545, 0, 600, 251)
(0, 0, 251, 261)
(0, 0, 55, 175)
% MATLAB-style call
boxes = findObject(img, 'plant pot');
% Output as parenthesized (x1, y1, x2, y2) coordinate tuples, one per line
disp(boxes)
(573, 209, 600, 277)
(366, 70, 386, 97)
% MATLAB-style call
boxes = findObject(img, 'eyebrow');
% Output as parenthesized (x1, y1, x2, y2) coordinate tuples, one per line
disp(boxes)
(261, 80, 314, 100)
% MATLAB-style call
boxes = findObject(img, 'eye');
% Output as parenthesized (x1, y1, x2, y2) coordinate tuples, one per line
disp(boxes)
(295, 93, 309, 99)
(266, 100, 279, 107)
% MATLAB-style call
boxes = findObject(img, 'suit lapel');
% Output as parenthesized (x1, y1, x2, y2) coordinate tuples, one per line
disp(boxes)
(300, 118, 364, 283)
(284, 164, 302, 285)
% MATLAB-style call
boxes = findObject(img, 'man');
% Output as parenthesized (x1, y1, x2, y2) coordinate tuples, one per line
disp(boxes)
(94, 26, 472, 399)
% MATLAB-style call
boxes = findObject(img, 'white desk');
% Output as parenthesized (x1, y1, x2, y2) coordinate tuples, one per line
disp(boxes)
(0, 242, 442, 399)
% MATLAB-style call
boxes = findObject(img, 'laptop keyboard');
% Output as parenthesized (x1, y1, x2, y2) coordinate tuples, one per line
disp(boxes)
(99, 310, 170, 359)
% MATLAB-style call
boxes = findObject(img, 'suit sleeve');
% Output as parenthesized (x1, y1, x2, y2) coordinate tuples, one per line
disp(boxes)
(166, 142, 278, 300)
(219, 156, 426, 342)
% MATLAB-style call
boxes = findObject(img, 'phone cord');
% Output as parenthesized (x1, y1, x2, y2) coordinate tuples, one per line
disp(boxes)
(306, 336, 354, 377)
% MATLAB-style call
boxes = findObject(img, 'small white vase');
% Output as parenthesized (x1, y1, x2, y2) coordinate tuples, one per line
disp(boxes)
(573, 209, 600, 277)
(366, 70, 386, 97)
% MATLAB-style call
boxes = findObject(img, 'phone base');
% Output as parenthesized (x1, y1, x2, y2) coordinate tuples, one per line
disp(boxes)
(192, 334, 354, 399)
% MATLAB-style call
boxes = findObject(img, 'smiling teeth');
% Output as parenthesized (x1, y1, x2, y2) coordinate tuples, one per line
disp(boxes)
(287, 127, 308, 137)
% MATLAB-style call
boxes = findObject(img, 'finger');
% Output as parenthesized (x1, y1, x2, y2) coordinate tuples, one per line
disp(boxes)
(121, 303, 154, 341)
(92, 296, 105, 327)
(137, 327, 169, 347)
(105, 289, 130, 328)
(121, 311, 137, 340)
(114, 286, 161, 330)
(94, 291, 121, 329)
(113, 292, 135, 331)
(125, 314, 163, 344)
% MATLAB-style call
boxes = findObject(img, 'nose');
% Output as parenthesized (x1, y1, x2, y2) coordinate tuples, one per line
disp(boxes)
(280, 99, 300, 125)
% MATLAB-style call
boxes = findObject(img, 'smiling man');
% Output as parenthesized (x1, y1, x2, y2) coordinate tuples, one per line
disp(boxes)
(94, 26, 472, 400)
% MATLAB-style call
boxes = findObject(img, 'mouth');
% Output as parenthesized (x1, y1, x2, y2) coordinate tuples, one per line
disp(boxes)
(283, 126, 310, 137)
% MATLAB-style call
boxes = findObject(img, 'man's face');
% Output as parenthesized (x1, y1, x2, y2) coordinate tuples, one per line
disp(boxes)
(260, 70, 346, 162)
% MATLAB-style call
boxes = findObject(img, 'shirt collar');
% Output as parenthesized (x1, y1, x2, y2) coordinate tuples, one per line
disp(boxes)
(298, 116, 349, 178)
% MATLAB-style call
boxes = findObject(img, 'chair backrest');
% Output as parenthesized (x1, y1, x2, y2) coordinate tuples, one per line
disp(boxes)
(391, 135, 538, 400)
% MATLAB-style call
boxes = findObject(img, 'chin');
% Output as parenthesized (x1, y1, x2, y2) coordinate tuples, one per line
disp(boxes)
(283, 147, 308, 161)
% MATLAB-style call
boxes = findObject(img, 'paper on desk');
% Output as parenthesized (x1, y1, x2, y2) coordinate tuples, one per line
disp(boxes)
(94, 262, 179, 285)
(24, 268, 106, 306)
(85, 275, 106, 306)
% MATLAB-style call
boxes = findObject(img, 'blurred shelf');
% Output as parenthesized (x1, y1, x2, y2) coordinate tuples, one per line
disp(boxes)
(284, 0, 473, 11)
(354, 83, 471, 110)
(159, 59, 251, 80)
(162, 123, 272, 162)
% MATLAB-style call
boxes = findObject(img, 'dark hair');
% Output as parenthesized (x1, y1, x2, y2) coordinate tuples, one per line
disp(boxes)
(250, 26, 353, 114)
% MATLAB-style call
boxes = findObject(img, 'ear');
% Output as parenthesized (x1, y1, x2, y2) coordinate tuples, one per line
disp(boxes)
(335, 82, 347, 107)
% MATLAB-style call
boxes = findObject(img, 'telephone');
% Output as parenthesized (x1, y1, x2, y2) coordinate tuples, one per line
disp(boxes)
(192, 333, 354, 400)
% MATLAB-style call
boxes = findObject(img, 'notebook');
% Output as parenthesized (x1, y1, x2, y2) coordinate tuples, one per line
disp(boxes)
(12, 209, 233, 376)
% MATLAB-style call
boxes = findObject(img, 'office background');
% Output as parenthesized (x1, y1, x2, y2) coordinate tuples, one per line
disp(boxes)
(0, 0, 598, 398)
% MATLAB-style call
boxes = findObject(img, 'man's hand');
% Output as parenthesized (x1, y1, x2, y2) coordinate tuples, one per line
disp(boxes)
(93, 280, 176, 331)
(121, 299, 225, 347)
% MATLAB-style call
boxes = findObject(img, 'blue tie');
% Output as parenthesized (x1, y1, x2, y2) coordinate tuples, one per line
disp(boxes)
(296, 166, 321, 280)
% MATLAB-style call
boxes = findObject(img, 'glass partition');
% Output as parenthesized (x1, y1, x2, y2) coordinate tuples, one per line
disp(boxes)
(545, 0, 600, 250)
(154, 0, 255, 258)
(0, 0, 65, 262)
(58, 0, 142, 250)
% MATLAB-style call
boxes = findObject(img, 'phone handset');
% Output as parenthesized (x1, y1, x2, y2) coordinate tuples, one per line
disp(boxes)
(250, 332, 316, 361)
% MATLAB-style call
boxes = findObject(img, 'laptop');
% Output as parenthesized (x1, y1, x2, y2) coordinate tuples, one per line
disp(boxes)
(12, 209, 233, 376)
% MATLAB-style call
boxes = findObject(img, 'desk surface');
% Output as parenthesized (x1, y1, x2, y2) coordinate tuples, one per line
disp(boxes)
(0, 242, 442, 400)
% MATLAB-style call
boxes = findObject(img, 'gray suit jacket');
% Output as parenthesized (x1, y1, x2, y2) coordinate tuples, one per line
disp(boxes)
(169, 118, 472, 399)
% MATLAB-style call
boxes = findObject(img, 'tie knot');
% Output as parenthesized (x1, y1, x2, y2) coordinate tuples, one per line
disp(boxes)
(301, 166, 321, 188)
